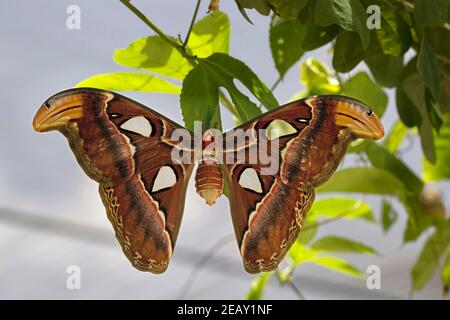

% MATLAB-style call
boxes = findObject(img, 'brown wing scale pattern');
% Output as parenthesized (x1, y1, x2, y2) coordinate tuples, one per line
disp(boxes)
(221, 96, 384, 273)
(34, 88, 384, 274)
(33, 88, 194, 273)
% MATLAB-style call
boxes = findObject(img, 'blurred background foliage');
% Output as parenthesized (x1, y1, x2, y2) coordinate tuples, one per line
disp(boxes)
(77, 0, 450, 298)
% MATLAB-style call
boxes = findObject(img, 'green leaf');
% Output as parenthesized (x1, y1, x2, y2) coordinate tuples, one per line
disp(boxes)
(289, 241, 317, 265)
(210, 53, 278, 109)
(314, 0, 352, 29)
(187, 11, 230, 58)
(245, 272, 271, 300)
(236, 0, 271, 16)
(311, 236, 378, 255)
(395, 56, 422, 127)
(418, 37, 441, 100)
(317, 167, 407, 202)
(365, 53, 404, 88)
(308, 197, 375, 221)
(333, 30, 379, 73)
(181, 62, 220, 130)
(309, 255, 364, 278)
(235, 2, 256, 23)
(427, 27, 450, 61)
(314, 0, 370, 49)
(290, 241, 370, 278)
(318, 165, 424, 242)
(425, 89, 443, 133)
(403, 73, 437, 163)
(381, 200, 398, 233)
(114, 36, 192, 80)
(113, 13, 229, 81)
(341, 71, 388, 116)
(348, 0, 371, 49)
(383, 120, 409, 153)
(181, 53, 278, 130)
(376, 2, 411, 56)
(441, 250, 450, 295)
(395, 84, 421, 128)
(364, 141, 424, 195)
(347, 139, 370, 153)
(438, 71, 450, 114)
(298, 12, 339, 51)
(300, 58, 340, 94)
(411, 219, 450, 292)
(298, 218, 318, 245)
(414, 0, 448, 28)
(269, 16, 305, 77)
(268, 0, 309, 19)
(75, 72, 181, 94)
(423, 115, 450, 181)
(403, 190, 439, 243)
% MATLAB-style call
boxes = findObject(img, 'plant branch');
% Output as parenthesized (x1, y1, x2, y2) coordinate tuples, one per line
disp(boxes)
(184, 0, 202, 47)
(120, 1, 240, 125)
(177, 233, 234, 299)
(120, 0, 240, 124)
(270, 76, 282, 92)
(286, 280, 306, 300)
(275, 269, 306, 300)
(120, 0, 196, 62)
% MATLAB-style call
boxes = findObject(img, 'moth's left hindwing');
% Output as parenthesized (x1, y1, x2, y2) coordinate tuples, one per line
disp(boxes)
(33, 88, 194, 273)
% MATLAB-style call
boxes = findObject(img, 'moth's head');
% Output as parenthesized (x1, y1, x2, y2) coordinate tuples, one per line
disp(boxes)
(33, 88, 106, 132)
(309, 95, 384, 140)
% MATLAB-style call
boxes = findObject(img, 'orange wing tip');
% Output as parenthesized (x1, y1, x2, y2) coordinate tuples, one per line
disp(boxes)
(33, 94, 85, 132)
(334, 99, 385, 140)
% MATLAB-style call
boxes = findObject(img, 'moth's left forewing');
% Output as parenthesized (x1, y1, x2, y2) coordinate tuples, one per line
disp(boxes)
(34, 88, 194, 273)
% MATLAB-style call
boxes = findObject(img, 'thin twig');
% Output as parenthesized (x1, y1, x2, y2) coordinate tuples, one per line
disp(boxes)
(120, 0, 196, 62)
(286, 280, 306, 300)
(275, 269, 306, 300)
(184, 0, 202, 47)
(270, 76, 282, 92)
(120, 1, 241, 123)
(177, 233, 235, 299)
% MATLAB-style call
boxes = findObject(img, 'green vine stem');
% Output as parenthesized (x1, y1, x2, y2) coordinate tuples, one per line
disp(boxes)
(120, 0, 196, 62)
(183, 0, 202, 47)
(120, 0, 242, 123)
